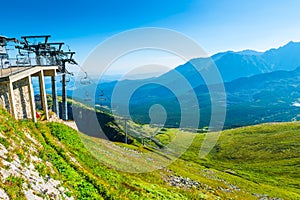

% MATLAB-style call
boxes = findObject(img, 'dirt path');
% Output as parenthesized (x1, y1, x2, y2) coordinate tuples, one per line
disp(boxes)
(64, 121, 79, 131)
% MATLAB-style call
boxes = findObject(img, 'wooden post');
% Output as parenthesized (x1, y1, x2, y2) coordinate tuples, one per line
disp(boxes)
(27, 75, 37, 122)
(7, 81, 17, 119)
(38, 70, 49, 120)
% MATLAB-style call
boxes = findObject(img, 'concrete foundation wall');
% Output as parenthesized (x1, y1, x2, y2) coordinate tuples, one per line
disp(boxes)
(13, 78, 32, 119)
(0, 78, 33, 120)
(0, 84, 10, 112)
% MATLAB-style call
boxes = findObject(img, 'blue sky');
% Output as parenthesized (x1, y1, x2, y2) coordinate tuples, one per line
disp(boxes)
(2, 0, 300, 67)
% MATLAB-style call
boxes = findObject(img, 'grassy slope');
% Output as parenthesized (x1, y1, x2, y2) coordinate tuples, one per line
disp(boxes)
(178, 122, 300, 199)
(0, 107, 299, 199)
(215, 123, 300, 193)
(40, 122, 300, 199)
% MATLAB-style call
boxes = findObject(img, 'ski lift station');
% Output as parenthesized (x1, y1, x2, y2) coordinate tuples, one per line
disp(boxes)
(0, 35, 77, 122)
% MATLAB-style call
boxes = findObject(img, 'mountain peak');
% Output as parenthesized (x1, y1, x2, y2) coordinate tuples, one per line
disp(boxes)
(286, 41, 299, 45)
(265, 41, 300, 54)
(235, 49, 263, 56)
(283, 41, 300, 49)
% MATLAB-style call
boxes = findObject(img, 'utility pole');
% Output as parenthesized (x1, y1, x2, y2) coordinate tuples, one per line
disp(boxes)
(124, 118, 128, 144)
(123, 118, 130, 144)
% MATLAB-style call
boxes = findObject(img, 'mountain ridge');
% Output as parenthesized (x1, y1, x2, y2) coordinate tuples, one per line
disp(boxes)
(167, 41, 300, 84)
(123, 66, 300, 128)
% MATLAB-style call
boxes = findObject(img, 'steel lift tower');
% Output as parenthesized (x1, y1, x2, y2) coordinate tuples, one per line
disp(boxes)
(16, 35, 77, 120)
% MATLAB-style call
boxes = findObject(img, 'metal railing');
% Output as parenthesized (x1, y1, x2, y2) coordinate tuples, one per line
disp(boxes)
(0, 55, 57, 77)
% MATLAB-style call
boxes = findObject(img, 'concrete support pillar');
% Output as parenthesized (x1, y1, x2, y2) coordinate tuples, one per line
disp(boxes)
(27, 75, 37, 122)
(51, 76, 59, 116)
(38, 70, 49, 120)
(7, 81, 17, 119)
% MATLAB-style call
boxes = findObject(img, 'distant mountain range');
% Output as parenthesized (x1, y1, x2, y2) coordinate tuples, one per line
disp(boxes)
(122, 66, 300, 128)
(72, 41, 300, 128)
(158, 41, 300, 87)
